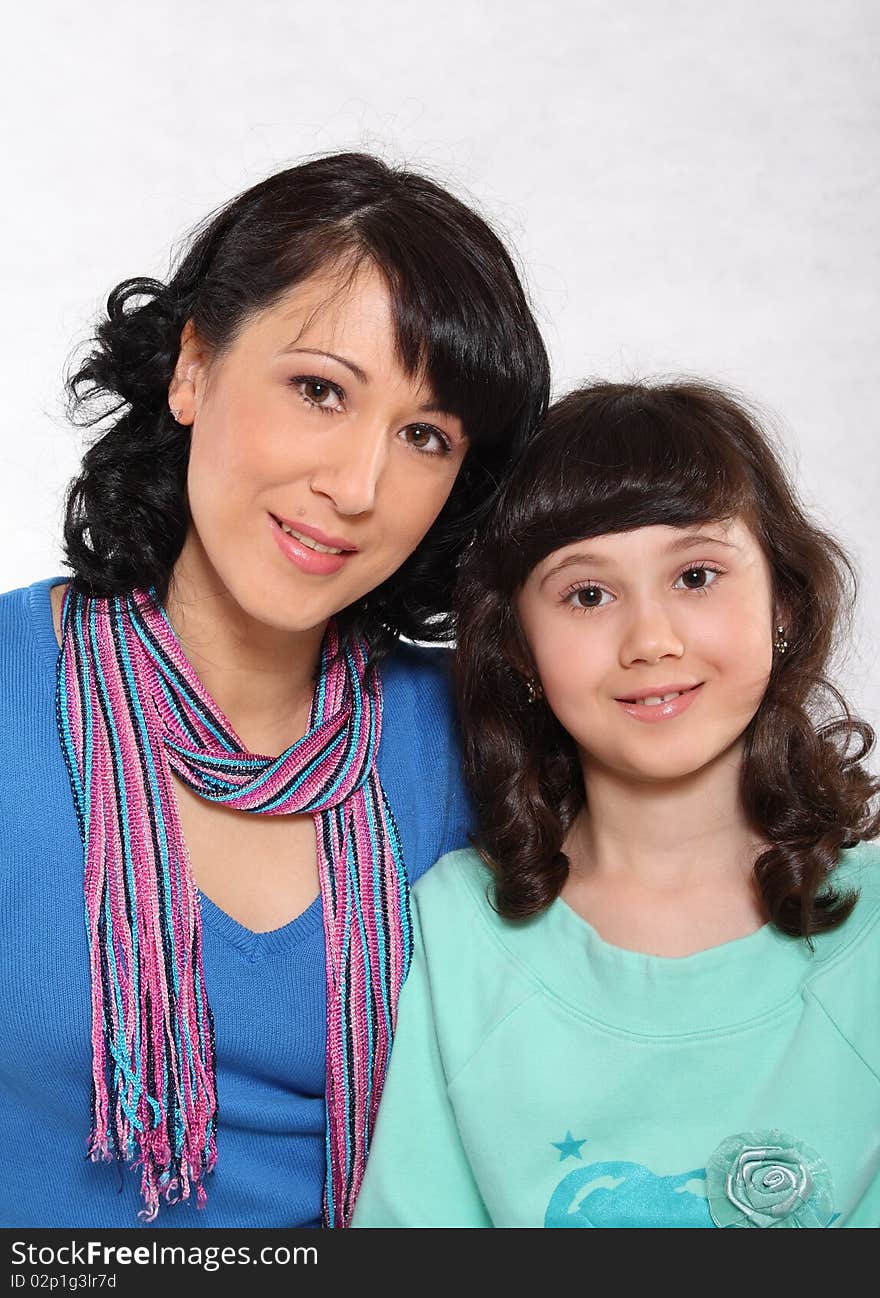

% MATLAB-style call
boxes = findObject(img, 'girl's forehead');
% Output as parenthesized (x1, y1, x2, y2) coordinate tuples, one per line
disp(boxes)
(529, 519, 758, 580)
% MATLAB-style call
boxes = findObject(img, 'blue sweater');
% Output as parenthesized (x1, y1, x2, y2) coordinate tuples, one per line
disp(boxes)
(0, 578, 473, 1228)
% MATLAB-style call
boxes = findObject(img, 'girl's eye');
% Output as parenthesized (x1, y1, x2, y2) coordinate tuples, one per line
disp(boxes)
(673, 565, 721, 591)
(564, 584, 615, 611)
(292, 377, 345, 413)
(399, 423, 452, 456)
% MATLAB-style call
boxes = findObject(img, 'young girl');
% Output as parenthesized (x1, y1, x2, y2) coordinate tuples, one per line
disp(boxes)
(0, 152, 549, 1227)
(352, 380, 880, 1229)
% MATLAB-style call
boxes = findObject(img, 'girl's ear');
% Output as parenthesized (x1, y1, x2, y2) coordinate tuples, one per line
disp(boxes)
(773, 601, 793, 656)
(505, 616, 539, 686)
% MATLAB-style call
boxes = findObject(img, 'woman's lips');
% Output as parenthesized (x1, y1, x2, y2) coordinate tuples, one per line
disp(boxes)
(615, 682, 704, 724)
(269, 514, 357, 576)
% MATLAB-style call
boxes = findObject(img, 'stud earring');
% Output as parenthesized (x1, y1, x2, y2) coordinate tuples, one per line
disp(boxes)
(774, 625, 789, 655)
(525, 677, 543, 704)
(170, 407, 183, 422)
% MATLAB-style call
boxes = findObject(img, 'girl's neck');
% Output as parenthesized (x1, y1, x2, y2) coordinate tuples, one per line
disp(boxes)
(563, 742, 768, 956)
(165, 535, 326, 756)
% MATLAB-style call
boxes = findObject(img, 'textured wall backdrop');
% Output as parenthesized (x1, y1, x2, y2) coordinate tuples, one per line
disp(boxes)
(1, 0, 877, 751)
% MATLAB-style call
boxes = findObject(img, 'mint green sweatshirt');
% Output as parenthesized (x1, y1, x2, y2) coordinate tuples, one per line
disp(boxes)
(352, 844, 880, 1228)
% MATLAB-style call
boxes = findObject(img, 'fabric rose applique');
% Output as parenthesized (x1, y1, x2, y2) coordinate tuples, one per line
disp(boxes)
(706, 1131, 835, 1228)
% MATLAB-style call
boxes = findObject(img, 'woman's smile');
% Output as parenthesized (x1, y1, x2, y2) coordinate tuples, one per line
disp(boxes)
(269, 513, 359, 575)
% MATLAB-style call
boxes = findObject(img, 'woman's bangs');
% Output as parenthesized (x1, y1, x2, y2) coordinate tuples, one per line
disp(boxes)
(361, 224, 541, 452)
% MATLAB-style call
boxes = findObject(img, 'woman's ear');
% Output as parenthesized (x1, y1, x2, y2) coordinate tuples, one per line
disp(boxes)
(167, 320, 210, 426)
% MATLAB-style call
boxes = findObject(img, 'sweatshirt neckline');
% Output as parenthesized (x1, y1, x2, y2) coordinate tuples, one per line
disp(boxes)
(457, 849, 869, 1039)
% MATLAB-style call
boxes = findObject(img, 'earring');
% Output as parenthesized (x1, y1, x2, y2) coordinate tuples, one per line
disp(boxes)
(525, 677, 543, 704)
(170, 407, 183, 422)
(774, 625, 789, 655)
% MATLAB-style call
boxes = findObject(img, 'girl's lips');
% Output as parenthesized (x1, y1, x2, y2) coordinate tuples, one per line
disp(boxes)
(269, 514, 355, 576)
(615, 682, 704, 724)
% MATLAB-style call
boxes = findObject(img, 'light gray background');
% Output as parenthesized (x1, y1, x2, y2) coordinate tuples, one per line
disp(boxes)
(1, 0, 877, 753)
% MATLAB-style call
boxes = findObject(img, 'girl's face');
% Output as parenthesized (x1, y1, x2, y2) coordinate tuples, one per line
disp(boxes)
(171, 261, 468, 633)
(516, 518, 777, 785)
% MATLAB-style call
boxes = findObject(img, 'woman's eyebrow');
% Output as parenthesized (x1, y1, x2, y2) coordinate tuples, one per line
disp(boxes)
(278, 346, 368, 383)
(277, 347, 453, 419)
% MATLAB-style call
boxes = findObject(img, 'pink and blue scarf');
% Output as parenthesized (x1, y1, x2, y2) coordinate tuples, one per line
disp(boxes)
(56, 586, 411, 1225)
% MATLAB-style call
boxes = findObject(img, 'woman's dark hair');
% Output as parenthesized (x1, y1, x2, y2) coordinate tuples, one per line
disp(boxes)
(64, 152, 549, 654)
(457, 380, 879, 939)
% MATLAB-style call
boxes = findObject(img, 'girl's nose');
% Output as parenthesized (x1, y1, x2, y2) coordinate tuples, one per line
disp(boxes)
(619, 599, 685, 667)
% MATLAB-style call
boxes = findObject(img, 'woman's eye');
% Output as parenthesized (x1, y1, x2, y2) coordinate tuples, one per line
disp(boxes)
(566, 584, 614, 610)
(292, 377, 345, 413)
(674, 565, 720, 591)
(399, 424, 451, 456)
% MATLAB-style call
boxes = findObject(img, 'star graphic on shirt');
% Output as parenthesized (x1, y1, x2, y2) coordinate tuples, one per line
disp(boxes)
(551, 1131, 586, 1161)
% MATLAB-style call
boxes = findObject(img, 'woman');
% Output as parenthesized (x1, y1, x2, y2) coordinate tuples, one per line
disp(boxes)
(0, 152, 549, 1227)
(352, 380, 879, 1228)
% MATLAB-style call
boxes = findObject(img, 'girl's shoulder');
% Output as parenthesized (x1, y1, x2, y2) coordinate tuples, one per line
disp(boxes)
(814, 839, 880, 959)
(803, 841, 880, 1077)
(410, 847, 504, 955)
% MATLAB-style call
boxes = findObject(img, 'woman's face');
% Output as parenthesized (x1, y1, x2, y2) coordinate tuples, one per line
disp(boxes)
(516, 518, 776, 785)
(171, 261, 468, 633)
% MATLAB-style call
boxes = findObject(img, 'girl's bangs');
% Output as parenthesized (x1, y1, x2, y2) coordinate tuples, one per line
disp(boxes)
(491, 393, 759, 587)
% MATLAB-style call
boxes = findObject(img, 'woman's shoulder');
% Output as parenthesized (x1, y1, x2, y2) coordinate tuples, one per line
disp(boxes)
(374, 646, 474, 882)
(379, 640, 454, 710)
(0, 577, 64, 664)
(376, 641, 460, 764)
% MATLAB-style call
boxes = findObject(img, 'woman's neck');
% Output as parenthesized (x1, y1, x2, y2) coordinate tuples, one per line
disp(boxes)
(164, 535, 326, 756)
(563, 742, 768, 955)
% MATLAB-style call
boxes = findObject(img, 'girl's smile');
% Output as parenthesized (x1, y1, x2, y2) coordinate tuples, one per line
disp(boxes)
(614, 680, 704, 722)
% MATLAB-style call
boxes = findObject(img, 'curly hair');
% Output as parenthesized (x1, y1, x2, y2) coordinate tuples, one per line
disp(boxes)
(64, 152, 550, 657)
(456, 380, 879, 938)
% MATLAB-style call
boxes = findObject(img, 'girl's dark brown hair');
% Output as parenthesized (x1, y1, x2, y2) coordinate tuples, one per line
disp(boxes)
(456, 380, 879, 938)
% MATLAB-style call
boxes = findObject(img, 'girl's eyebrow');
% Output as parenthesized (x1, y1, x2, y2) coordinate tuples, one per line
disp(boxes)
(539, 532, 739, 588)
(665, 531, 739, 553)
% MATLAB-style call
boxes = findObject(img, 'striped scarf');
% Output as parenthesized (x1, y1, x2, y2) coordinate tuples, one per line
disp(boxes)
(55, 586, 411, 1226)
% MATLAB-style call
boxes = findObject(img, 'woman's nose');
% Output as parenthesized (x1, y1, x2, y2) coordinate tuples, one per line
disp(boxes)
(308, 422, 390, 516)
(619, 598, 685, 667)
